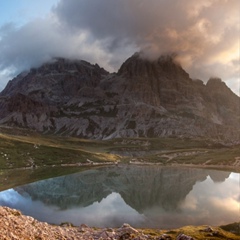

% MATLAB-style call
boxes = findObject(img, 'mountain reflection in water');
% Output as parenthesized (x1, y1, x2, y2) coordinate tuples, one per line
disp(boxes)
(0, 165, 238, 229)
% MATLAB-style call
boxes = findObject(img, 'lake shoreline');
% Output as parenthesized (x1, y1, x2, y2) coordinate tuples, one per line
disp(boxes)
(4, 160, 240, 173)
(129, 160, 240, 172)
(1, 161, 238, 192)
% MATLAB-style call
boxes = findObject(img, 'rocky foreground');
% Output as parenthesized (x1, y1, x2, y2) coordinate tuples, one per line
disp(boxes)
(0, 207, 239, 240)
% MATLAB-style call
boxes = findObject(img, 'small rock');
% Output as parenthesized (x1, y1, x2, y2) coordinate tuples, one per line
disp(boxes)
(122, 223, 131, 228)
(80, 223, 89, 228)
(158, 233, 172, 239)
(119, 232, 131, 240)
(106, 228, 114, 232)
(60, 222, 74, 227)
(79, 223, 89, 232)
(118, 223, 139, 234)
(201, 226, 213, 232)
(99, 231, 109, 238)
(176, 233, 194, 240)
(207, 231, 222, 237)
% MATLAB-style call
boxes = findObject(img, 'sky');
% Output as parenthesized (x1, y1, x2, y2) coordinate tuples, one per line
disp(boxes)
(0, 0, 239, 95)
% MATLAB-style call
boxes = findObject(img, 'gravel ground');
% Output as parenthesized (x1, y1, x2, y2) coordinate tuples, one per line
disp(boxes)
(0, 206, 166, 240)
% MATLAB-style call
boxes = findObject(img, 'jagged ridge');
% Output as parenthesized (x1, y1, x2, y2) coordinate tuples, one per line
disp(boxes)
(0, 53, 239, 143)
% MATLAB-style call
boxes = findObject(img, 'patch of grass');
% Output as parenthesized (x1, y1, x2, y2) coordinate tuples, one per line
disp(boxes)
(141, 228, 162, 236)
(141, 225, 240, 239)
(221, 222, 240, 236)
(0, 132, 120, 169)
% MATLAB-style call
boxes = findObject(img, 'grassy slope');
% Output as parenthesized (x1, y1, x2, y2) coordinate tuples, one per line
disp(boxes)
(141, 224, 240, 239)
(0, 128, 239, 189)
(0, 127, 120, 190)
(107, 137, 240, 169)
(0, 131, 119, 169)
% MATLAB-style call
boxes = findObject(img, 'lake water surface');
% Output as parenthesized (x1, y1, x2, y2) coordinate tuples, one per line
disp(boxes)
(0, 165, 239, 229)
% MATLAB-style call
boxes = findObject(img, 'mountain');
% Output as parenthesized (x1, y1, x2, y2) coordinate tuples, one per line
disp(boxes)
(0, 53, 239, 143)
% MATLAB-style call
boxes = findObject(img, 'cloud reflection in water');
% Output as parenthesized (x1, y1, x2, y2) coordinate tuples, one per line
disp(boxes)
(0, 166, 239, 229)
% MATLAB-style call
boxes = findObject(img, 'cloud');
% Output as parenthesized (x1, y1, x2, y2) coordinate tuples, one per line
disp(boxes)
(54, 0, 239, 85)
(0, 16, 115, 72)
(0, 0, 239, 94)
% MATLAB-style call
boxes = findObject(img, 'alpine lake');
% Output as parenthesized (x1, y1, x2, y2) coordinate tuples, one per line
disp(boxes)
(0, 165, 239, 229)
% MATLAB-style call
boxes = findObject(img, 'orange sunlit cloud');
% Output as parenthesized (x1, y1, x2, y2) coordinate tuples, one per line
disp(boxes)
(0, 0, 239, 95)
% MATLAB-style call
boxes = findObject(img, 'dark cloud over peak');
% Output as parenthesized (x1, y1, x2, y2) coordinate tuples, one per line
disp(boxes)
(0, 0, 239, 95)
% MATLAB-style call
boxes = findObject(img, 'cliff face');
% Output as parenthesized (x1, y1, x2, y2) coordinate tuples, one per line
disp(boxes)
(1, 58, 108, 102)
(0, 54, 239, 142)
(116, 53, 192, 107)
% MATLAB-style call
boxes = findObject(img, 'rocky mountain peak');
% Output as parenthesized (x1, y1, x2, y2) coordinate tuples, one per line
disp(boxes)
(0, 53, 239, 142)
(30, 57, 108, 76)
(117, 52, 189, 80)
(116, 52, 194, 108)
(0, 58, 108, 101)
(206, 77, 231, 93)
(206, 77, 239, 111)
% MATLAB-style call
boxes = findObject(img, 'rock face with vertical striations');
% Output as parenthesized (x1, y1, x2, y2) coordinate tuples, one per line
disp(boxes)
(0, 53, 239, 143)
